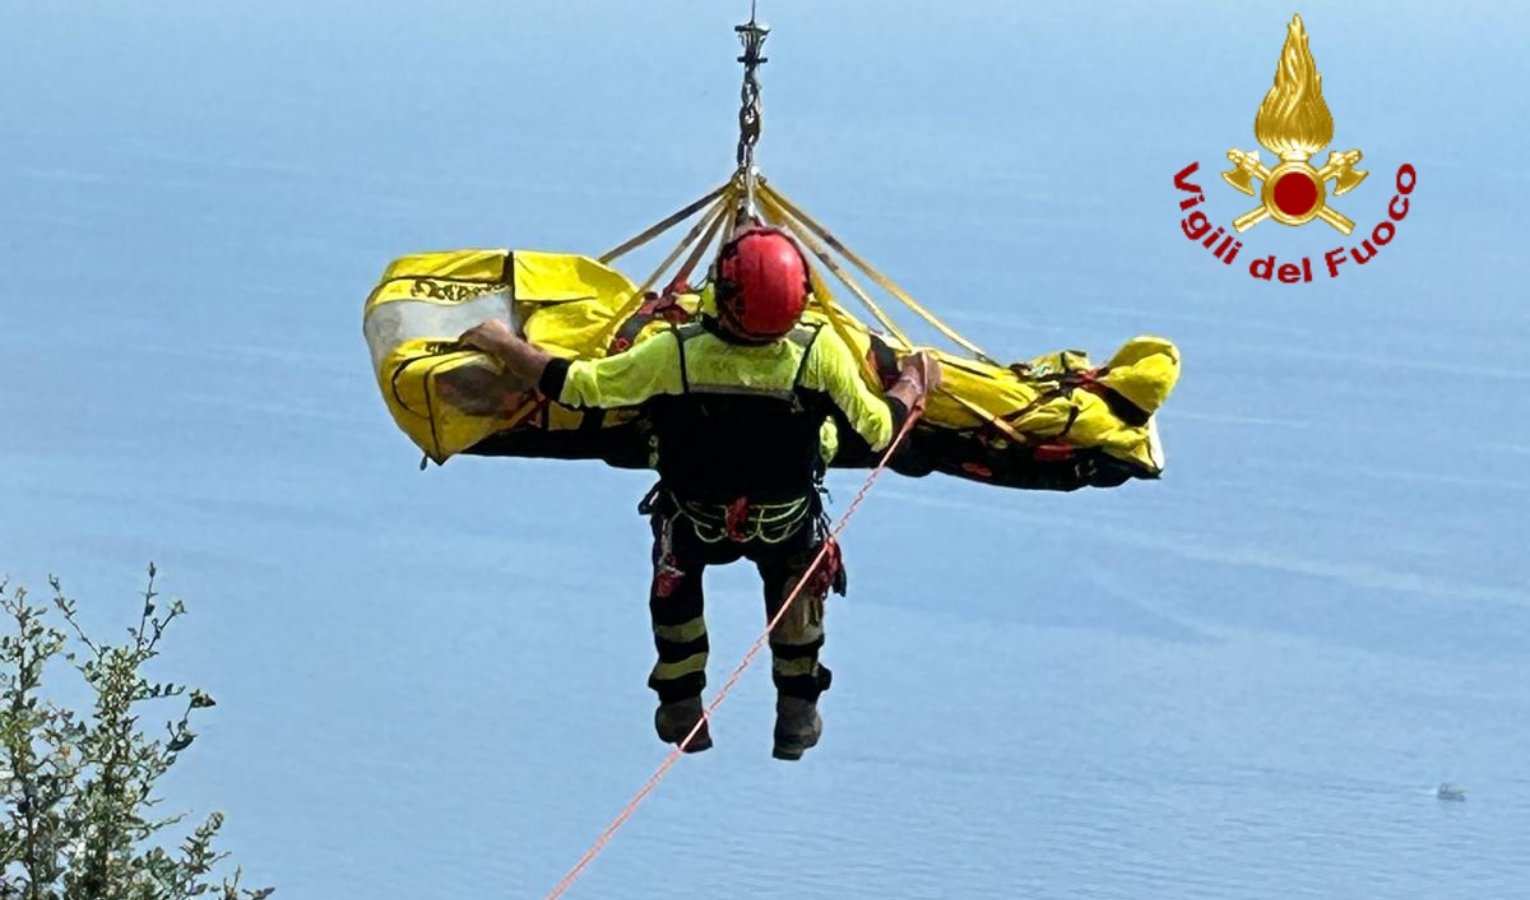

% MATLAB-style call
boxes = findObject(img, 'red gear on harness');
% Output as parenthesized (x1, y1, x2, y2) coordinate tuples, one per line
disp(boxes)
(713, 226, 811, 342)
(805, 537, 843, 598)
(724, 496, 752, 543)
(652, 515, 686, 598)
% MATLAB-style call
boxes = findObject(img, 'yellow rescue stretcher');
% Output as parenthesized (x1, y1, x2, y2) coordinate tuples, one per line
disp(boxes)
(363, 181, 1179, 492)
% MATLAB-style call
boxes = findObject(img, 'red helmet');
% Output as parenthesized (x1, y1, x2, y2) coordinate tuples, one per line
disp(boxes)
(713, 226, 810, 342)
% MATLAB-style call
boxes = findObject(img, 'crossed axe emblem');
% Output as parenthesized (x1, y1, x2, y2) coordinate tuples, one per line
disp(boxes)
(1222, 149, 1367, 234)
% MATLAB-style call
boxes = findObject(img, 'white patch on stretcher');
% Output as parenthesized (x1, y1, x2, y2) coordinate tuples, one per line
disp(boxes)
(363, 288, 516, 370)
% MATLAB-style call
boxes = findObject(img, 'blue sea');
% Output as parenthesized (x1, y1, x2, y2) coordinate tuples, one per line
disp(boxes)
(4, 1, 1527, 897)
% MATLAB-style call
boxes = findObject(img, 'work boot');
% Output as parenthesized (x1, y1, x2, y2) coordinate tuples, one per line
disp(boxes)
(654, 697, 712, 753)
(772, 696, 822, 761)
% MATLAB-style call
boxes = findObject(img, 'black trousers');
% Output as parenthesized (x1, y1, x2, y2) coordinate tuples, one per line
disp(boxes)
(647, 511, 837, 703)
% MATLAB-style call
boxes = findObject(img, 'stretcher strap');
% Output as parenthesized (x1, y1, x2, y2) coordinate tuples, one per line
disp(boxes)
(755, 199, 882, 387)
(674, 195, 734, 289)
(761, 183, 998, 364)
(757, 189, 913, 350)
(947, 392, 1029, 445)
(593, 189, 736, 353)
(599, 182, 731, 264)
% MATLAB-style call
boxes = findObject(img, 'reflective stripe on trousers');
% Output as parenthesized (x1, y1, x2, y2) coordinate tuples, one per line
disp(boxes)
(647, 510, 833, 703)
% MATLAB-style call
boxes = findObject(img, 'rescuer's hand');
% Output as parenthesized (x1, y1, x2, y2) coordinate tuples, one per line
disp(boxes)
(458, 318, 553, 386)
(902, 350, 942, 395)
(458, 318, 518, 356)
(887, 350, 940, 414)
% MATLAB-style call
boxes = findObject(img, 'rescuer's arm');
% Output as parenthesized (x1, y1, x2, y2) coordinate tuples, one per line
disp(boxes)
(459, 319, 683, 409)
(802, 328, 940, 452)
(459, 319, 551, 386)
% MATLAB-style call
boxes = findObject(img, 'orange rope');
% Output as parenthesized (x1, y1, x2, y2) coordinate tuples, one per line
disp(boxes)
(544, 406, 925, 899)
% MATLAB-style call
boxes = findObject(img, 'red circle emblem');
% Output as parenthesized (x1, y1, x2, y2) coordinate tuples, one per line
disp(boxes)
(1272, 170, 1320, 218)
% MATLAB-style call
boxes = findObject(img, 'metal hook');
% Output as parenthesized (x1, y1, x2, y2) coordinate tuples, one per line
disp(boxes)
(733, 4, 770, 225)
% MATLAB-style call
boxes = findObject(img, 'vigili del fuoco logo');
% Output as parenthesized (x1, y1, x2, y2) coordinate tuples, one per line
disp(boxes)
(1173, 14, 1416, 283)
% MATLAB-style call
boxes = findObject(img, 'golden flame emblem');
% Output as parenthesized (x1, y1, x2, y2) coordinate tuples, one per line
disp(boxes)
(1221, 14, 1367, 233)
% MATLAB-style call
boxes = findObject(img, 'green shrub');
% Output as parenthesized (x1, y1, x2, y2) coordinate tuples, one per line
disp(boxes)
(1, 565, 270, 899)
